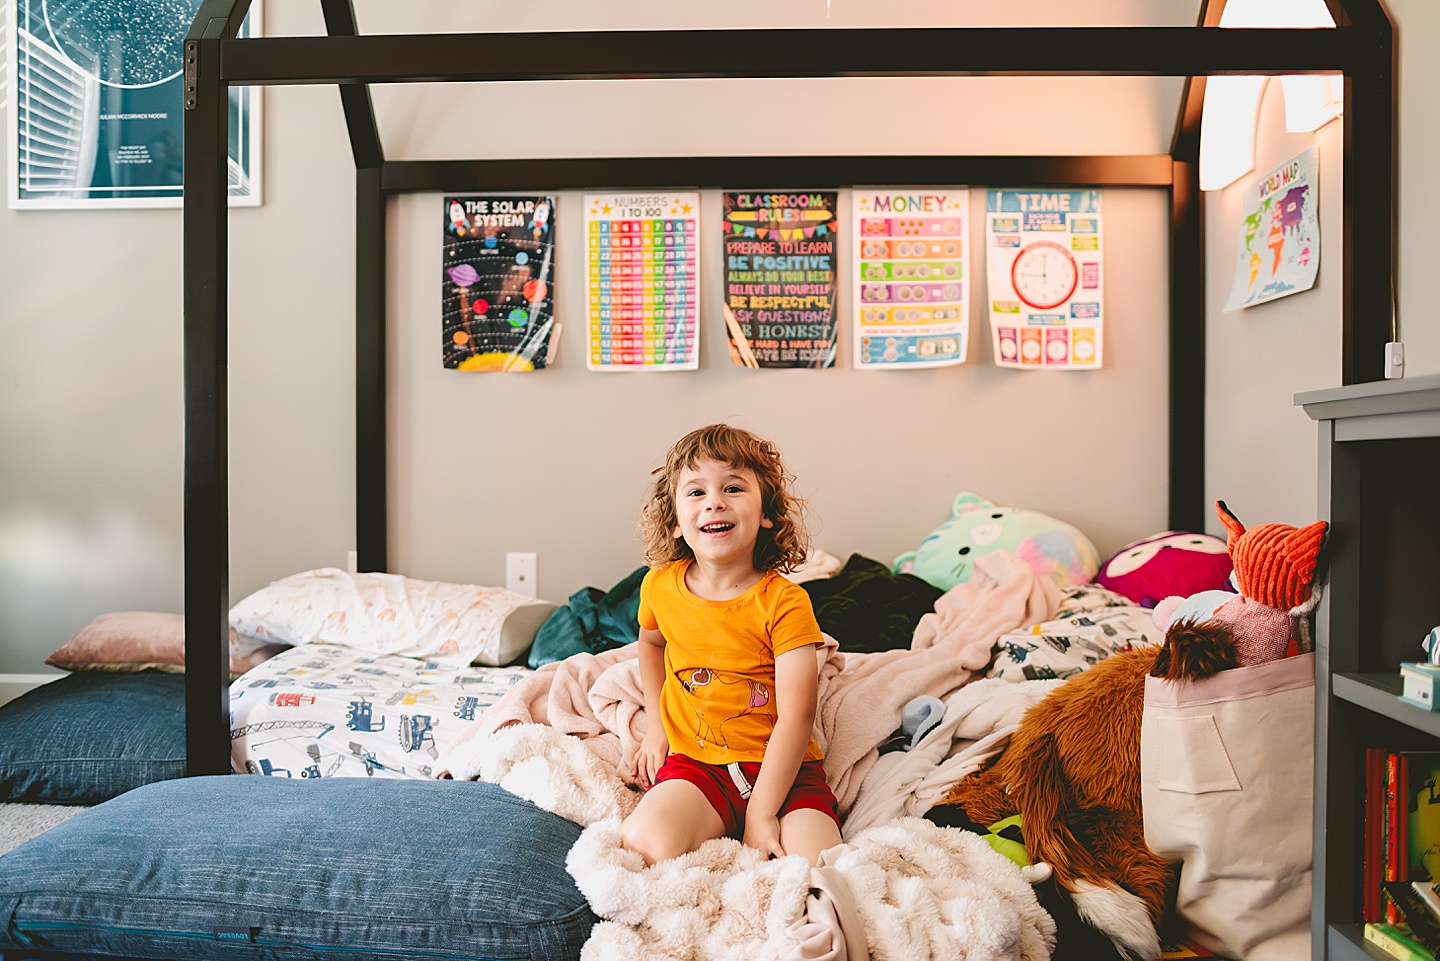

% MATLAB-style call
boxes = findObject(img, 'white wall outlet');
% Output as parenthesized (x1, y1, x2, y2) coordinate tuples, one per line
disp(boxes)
(1385, 341, 1405, 380)
(506, 552, 537, 598)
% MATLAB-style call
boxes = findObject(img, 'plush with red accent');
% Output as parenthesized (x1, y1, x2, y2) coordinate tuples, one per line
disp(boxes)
(1151, 502, 1328, 677)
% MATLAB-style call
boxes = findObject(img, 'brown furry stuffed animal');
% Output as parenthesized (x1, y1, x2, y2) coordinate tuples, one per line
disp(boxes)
(939, 645, 1174, 960)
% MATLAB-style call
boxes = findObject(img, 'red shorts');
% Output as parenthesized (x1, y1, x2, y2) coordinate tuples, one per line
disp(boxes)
(653, 753, 841, 839)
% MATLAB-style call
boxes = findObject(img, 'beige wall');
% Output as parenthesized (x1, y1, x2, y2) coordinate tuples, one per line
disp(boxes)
(1201, 0, 1439, 534)
(1202, 78, 1344, 531)
(7, 1, 1429, 673)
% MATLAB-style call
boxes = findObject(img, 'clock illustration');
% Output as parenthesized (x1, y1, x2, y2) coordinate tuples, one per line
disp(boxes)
(1010, 241, 1079, 310)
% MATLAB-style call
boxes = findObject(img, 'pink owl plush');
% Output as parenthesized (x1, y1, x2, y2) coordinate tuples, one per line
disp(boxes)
(1095, 531, 1233, 609)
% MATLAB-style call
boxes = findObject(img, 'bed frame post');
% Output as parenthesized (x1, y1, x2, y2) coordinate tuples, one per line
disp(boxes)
(1334, 0, 1395, 386)
(1167, 158, 1205, 533)
(321, 0, 388, 573)
(182, 0, 251, 777)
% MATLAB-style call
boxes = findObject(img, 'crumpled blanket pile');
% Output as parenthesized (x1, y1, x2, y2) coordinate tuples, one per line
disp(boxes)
(457, 723, 1055, 961)
(439, 550, 1060, 816)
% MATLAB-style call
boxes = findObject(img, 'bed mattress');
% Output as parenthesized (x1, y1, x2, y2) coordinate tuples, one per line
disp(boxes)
(230, 642, 529, 780)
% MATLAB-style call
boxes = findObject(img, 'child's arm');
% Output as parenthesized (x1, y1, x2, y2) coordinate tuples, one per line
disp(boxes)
(742, 643, 820, 858)
(632, 626, 670, 789)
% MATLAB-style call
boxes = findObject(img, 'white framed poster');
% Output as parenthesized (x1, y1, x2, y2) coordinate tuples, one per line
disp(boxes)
(7, 0, 262, 209)
(852, 189, 969, 369)
(985, 189, 1103, 370)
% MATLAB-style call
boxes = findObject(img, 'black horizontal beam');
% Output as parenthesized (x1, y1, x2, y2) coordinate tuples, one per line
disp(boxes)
(221, 27, 1350, 85)
(382, 154, 1174, 193)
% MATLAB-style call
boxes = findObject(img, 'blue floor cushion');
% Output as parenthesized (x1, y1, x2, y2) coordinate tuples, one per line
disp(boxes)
(0, 670, 186, 805)
(0, 776, 596, 961)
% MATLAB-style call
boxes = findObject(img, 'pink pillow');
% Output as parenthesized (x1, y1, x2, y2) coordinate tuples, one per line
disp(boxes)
(46, 611, 287, 679)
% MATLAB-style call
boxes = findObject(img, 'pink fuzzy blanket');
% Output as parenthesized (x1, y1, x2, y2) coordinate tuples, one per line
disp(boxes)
(438, 550, 1058, 815)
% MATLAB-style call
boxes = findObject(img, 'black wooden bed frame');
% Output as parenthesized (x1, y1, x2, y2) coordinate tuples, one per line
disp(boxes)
(181, 0, 1394, 775)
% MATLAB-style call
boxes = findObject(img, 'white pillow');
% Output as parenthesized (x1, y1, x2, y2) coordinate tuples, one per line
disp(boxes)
(229, 569, 556, 667)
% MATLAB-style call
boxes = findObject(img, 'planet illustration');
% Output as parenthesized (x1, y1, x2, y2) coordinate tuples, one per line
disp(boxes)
(452, 331, 469, 345)
(514, 251, 529, 266)
(522, 280, 548, 302)
(507, 308, 529, 328)
(484, 235, 498, 249)
(447, 264, 479, 287)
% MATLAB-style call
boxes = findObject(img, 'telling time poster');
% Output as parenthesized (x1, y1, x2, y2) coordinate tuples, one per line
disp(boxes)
(985, 189, 1104, 370)
(585, 192, 700, 371)
(722, 191, 838, 369)
(852, 190, 970, 369)
(442, 195, 557, 372)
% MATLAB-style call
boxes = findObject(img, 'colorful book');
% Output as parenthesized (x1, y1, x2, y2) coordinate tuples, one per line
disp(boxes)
(1415, 880, 1440, 920)
(1394, 753, 1405, 922)
(1385, 881, 1440, 953)
(1158, 939, 1215, 959)
(1372, 748, 1392, 921)
(1365, 922, 1437, 961)
(1406, 754, 1440, 883)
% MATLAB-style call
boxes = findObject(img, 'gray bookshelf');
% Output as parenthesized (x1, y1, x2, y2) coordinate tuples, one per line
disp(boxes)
(1299, 373, 1440, 961)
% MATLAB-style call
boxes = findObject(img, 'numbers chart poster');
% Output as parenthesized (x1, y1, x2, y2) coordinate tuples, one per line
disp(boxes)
(1223, 148, 1320, 312)
(442, 196, 556, 373)
(985, 189, 1104, 370)
(585, 193, 700, 371)
(722, 191, 838, 369)
(853, 190, 970, 369)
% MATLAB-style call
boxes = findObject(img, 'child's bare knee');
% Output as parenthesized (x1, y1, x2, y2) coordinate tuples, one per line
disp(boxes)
(622, 817, 674, 866)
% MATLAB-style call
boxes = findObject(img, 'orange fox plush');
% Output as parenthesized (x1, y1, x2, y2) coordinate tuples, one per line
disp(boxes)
(1151, 501, 1328, 679)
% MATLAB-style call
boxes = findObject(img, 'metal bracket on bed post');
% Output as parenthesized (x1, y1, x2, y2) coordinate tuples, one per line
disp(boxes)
(183, 1, 249, 778)
(321, 0, 389, 575)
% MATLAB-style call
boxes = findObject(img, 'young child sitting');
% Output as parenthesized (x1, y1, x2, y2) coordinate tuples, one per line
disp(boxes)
(621, 424, 843, 867)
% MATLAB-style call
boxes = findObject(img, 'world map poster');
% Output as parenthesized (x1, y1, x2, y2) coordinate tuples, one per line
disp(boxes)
(722, 191, 838, 368)
(1224, 148, 1320, 311)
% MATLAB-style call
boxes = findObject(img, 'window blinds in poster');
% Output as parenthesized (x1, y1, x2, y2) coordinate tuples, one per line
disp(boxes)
(586, 193, 701, 371)
(985, 189, 1104, 370)
(852, 190, 970, 369)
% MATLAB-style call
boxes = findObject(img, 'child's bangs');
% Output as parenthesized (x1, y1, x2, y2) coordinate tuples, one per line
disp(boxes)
(675, 427, 774, 480)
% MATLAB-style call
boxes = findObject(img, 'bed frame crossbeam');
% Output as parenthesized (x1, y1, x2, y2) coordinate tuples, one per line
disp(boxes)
(182, 0, 1393, 777)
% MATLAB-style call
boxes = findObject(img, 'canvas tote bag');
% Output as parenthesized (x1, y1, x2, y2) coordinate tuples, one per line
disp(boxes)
(1140, 652, 1314, 961)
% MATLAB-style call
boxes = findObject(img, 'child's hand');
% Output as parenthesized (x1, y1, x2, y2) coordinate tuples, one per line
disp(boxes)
(632, 728, 669, 790)
(742, 813, 784, 859)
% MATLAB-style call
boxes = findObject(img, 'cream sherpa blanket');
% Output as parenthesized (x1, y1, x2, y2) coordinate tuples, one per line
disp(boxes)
(455, 723, 1056, 961)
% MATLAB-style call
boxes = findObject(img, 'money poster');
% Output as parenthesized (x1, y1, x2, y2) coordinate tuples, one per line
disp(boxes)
(985, 189, 1103, 370)
(1223, 148, 1320, 311)
(442, 195, 557, 372)
(722, 191, 838, 369)
(585, 193, 700, 370)
(852, 190, 970, 368)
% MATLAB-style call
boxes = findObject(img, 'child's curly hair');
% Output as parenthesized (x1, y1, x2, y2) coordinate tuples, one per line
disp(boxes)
(640, 424, 810, 573)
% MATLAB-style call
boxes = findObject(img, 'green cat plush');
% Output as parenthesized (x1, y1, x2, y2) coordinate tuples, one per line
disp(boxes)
(894, 492, 1099, 592)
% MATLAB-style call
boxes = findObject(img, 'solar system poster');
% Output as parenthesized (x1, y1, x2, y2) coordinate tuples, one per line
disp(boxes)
(985, 189, 1104, 370)
(722, 191, 838, 369)
(442, 195, 557, 372)
(9, 0, 261, 209)
(852, 190, 970, 369)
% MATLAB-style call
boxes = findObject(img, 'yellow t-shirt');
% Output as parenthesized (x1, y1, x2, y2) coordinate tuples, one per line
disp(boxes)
(638, 560, 825, 765)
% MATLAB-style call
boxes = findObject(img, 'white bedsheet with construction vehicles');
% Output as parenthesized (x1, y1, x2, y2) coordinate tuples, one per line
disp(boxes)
(229, 641, 530, 780)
